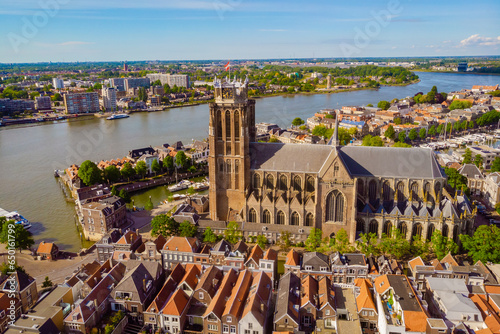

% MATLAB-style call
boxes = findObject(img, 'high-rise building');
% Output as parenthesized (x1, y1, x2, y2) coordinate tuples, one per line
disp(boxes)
(0, 98, 35, 115)
(109, 78, 125, 91)
(35, 96, 52, 111)
(123, 62, 128, 71)
(327, 74, 332, 89)
(102, 87, 117, 111)
(124, 77, 150, 91)
(146, 73, 190, 88)
(63, 92, 100, 114)
(52, 78, 64, 89)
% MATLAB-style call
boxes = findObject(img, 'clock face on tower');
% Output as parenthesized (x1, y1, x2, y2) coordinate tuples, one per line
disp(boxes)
(222, 88, 234, 99)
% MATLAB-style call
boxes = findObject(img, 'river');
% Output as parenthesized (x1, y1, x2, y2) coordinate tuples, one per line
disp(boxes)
(0, 71, 498, 251)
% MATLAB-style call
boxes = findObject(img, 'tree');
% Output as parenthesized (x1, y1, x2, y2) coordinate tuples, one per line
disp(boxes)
(356, 233, 379, 256)
(256, 235, 268, 249)
(42, 276, 53, 288)
(384, 125, 396, 140)
(444, 167, 468, 190)
(78, 160, 102, 186)
(491, 157, 500, 172)
(151, 214, 179, 237)
(305, 228, 323, 251)
(393, 142, 412, 148)
(188, 165, 197, 173)
(436, 124, 444, 135)
(419, 128, 427, 140)
(135, 161, 147, 178)
(495, 203, 500, 215)
(118, 189, 131, 203)
(110, 185, 118, 196)
(330, 228, 354, 253)
(203, 227, 218, 243)
(151, 159, 161, 176)
(179, 221, 198, 237)
(291, 117, 305, 127)
(120, 162, 136, 181)
(163, 156, 174, 172)
(144, 197, 154, 210)
(408, 128, 418, 141)
(449, 100, 472, 110)
(224, 221, 241, 244)
(460, 225, 500, 263)
(268, 136, 279, 143)
(0, 223, 34, 252)
(462, 148, 473, 164)
(104, 165, 121, 184)
(175, 151, 188, 169)
(379, 229, 410, 259)
(474, 154, 483, 168)
(278, 231, 292, 251)
(431, 231, 458, 260)
(362, 135, 384, 147)
(428, 125, 437, 137)
(398, 131, 406, 143)
(378, 100, 390, 110)
(338, 128, 352, 145)
(394, 117, 402, 125)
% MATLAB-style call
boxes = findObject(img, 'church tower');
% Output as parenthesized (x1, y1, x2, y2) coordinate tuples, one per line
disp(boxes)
(208, 76, 255, 221)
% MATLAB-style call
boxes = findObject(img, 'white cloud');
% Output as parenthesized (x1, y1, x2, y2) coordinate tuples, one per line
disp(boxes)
(459, 34, 500, 47)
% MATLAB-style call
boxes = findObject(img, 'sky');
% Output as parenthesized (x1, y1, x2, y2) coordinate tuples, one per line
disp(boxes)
(0, 0, 499, 63)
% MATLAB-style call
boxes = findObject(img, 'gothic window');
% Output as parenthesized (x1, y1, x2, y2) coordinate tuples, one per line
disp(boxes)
(453, 225, 459, 243)
(305, 213, 314, 227)
(234, 110, 240, 139)
(293, 175, 302, 192)
(262, 210, 271, 224)
(226, 160, 232, 189)
(383, 221, 392, 236)
(357, 180, 364, 197)
(306, 176, 315, 192)
(434, 182, 441, 199)
(217, 112, 222, 140)
(276, 211, 285, 225)
(225, 110, 231, 139)
(427, 224, 435, 241)
(369, 180, 377, 202)
(397, 182, 405, 203)
(412, 223, 423, 241)
(369, 220, 379, 236)
(266, 174, 274, 190)
(279, 175, 287, 191)
(383, 181, 391, 202)
(333, 164, 339, 177)
(219, 159, 224, 172)
(253, 173, 261, 189)
(326, 190, 344, 222)
(424, 182, 431, 200)
(442, 224, 449, 238)
(356, 219, 365, 233)
(248, 208, 257, 223)
(234, 160, 239, 190)
(291, 212, 299, 226)
(411, 182, 419, 201)
(398, 222, 408, 238)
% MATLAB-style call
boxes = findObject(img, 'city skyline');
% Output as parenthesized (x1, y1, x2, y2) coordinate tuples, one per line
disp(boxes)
(0, 0, 499, 63)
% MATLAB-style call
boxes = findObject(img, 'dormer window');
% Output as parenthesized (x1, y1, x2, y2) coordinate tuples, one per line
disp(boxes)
(227, 316, 232, 323)
(305, 266, 312, 271)
(320, 267, 327, 272)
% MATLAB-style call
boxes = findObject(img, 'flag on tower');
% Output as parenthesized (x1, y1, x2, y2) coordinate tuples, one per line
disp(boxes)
(225, 61, 230, 71)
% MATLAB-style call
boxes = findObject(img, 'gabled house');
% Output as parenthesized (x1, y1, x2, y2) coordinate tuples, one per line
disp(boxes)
(160, 289, 190, 333)
(355, 278, 378, 334)
(274, 272, 300, 333)
(221, 270, 253, 334)
(144, 277, 177, 332)
(36, 241, 59, 260)
(302, 252, 330, 279)
(244, 245, 264, 270)
(300, 275, 319, 332)
(0, 269, 38, 313)
(316, 277, 337, 333)
(161, 236, 201, 269)
(239, 272, 273, 334)
(177, 265, 201, 297)
(284, 249, 300, 275)
(330, 253, 368, 285)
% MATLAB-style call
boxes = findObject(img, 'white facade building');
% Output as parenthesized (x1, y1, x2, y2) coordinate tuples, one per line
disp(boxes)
(102, 87, 117, 111)
(53, 77, 64, 89)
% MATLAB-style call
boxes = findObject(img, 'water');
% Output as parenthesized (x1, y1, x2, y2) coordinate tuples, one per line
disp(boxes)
(0, 71, 498, 251)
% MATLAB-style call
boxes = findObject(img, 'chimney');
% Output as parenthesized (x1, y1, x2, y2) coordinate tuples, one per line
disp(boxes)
(260, 303, 265, 313)
(93, 299, 98, 310)
(143, 279, 147, 292)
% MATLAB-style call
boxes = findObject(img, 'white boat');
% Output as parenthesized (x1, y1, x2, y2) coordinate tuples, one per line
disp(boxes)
(172, 194, 187, 200)
(0, 208, 32, 229)
(168, 180, 192, 192)
(193, 182, 209, 191)
(106, 114, 130, 120)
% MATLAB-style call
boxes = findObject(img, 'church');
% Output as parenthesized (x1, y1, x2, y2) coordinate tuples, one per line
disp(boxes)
(208, 77, 474, 244)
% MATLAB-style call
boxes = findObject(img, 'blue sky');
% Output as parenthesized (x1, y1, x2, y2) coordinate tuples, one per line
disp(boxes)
(0, 0, 499, 63)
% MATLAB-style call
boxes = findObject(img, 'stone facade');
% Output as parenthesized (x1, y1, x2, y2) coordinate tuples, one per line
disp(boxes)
(209, 78, 475, 243)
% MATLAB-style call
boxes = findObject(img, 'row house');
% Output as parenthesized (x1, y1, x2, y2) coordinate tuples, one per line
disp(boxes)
(161, 236, 202, 269)
(274, 272, 338, 334)
(355, 278, 378, 334)
(61, 260, 101, 300)
(330, 253, 368, 285)
(109, 262, 163, 324)
(0, 293, 22, 333)
(458, 164, 484, 197)
(209, 239, 247, 271)
(244, 245, 277, 281)
(64, 262, 127, 333)
(367, 255, 403, 278)
(0, 269, 38, 313)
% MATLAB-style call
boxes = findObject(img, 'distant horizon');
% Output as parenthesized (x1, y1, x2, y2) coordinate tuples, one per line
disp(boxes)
(1, 0, 499, 63)
(1, 55, 500, 66)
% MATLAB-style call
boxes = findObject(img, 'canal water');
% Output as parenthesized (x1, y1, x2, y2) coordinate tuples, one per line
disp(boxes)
(0, 72, 498, 251)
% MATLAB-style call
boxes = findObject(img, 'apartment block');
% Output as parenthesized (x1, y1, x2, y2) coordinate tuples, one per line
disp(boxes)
(64, 92, 100, 114)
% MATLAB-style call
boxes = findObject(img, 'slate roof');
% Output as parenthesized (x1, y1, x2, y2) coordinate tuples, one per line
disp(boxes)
(458, 164, 484, 179)
(111, 263, 154, 304)
(303, 252, 329, 271)
(249, 142, 334, 173)
(339, 146, 444, 179)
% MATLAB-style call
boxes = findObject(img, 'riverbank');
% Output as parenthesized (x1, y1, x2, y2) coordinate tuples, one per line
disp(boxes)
(413, 69, 500, 76)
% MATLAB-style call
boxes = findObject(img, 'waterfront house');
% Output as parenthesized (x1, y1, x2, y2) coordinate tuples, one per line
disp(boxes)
(128, 147, 156, 161)
(36, 241, 59, 260)
(81, 196, 127, 241)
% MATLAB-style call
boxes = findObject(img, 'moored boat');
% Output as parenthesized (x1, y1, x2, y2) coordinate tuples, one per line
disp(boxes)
(106, 114, 130, 120)
(0, 208, 32, 229)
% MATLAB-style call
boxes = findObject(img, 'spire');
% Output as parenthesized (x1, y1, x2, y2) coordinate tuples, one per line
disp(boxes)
(332, 110, 339, 147)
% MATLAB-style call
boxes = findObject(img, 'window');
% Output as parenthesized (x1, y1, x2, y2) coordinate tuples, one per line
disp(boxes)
(326, 190, 344, 222)
(263, 210, 271, 224)
(303, 316, 311, 325)
(320, 267, 327, 272)
(291, 211, 299, 226)
(227, 316, 232, 323)
(230, 326, 236, 333)
(245, 331, 250, 334)
(276, 211, 285, 225)
(208, 324, 218, 331)
(248, 323, 253, 329)
(305, 266, 312, 271)
(199, 292, 204, 299)
(325, 309, 330, 315)
(248, 208, 257, 223)
(165, 316, 170, 322)
(223, 325, 229, 333)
